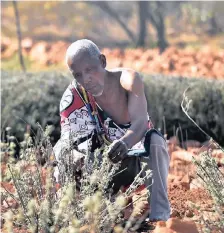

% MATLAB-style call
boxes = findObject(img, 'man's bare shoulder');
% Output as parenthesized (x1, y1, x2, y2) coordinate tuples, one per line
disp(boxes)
(111, 67, 143, 93)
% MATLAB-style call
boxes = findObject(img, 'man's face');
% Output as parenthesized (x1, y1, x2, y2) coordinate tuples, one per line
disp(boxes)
(68, 52, 106, 97)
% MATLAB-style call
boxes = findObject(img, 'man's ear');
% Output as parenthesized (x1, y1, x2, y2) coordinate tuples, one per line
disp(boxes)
(99, 54, 106, 68)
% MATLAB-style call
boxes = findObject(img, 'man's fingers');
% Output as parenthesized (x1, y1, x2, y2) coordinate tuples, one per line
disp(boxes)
(107, 141, 121, 155)
(108, 143, 124, 159)
(110, 151, 123, 163)
(111, 156, 120, 164)
(119, 147, 128, 158)
(107, 140, 129, 163)
(108, 144, 128, 163)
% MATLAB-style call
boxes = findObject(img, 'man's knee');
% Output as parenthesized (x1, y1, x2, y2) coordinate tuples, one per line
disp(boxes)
(150, 132, 167, 148)
(149, 133, 170, 166)
(144, 129, 167, 153)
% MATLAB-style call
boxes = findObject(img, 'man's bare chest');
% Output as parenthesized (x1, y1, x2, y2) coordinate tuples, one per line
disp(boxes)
(96, 91, 130, 125)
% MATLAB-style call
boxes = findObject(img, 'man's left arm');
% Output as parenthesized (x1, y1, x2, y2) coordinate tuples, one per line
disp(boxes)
(107, 71, 149, 163)
(120, 71, 148, 148)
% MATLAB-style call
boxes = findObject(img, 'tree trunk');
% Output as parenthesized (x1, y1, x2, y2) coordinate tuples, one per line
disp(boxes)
(208, 13, 222, 35)
(12, 0, 26, 72)
(147, 2, 168, 53)
(137, 1, 147, 47)
(156, 11, 168, 53)
(92, 2, 136, 43)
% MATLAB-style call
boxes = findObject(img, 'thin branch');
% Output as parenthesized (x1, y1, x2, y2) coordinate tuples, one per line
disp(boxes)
(7, 164, 32, 224)
(181, 87, 224, 152)
(12, 0, 26, 73)
(2, 196, 17, 214)
(1, 183, 18, 203)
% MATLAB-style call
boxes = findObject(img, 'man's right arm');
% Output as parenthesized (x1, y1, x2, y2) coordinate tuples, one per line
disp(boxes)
(53, 86, 78, 161)
(53, 85, 90, 183)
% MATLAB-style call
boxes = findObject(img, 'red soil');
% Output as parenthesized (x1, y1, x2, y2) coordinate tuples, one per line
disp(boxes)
(2, 37, 224, 79)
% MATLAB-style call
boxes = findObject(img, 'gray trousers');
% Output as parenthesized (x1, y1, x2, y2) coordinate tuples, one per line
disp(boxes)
(147, 132, 170, 220)
(110, 130, 170, 221)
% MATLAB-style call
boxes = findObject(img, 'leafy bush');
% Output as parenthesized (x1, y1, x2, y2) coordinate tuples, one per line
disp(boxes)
(1, 71, 224, 145)
(143, 74, 224, 145)
(1, 71, 70, 143)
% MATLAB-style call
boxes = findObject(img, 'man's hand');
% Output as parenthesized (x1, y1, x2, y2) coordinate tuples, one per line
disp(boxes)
(107, 139, 129, 163)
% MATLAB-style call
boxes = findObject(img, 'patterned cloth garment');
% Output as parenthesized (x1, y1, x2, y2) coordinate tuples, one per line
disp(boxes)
(59, 80, 153, 150)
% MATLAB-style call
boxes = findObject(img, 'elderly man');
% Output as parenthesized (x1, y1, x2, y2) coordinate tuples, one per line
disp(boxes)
(53, 39, 170, 221)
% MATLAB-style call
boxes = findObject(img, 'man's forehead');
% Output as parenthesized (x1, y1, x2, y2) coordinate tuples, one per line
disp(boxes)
(68, 52, 99, 70)
(67, 51, 85, 69)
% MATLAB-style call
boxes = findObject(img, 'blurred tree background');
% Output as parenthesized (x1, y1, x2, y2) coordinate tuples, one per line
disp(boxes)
(2, 1, 224, 49)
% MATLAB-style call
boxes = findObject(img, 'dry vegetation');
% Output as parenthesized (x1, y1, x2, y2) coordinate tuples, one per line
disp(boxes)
(1, 125, 224, 233)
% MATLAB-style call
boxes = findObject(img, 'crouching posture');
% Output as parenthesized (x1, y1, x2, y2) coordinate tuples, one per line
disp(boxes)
(53, 39, 170, 221)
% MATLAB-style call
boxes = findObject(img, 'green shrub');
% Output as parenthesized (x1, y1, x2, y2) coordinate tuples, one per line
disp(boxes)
(143, 74, 224, 146)
(1, 71, 224, 145)
(1, 71, 70, 143)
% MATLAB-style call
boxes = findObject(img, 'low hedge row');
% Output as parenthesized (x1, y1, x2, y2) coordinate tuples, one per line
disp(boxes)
(1, 71, 70, 143)
(143, 74, 224, 145)
(1, 71, 224, 146)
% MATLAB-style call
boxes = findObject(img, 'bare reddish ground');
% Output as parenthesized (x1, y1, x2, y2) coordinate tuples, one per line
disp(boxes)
(153, 218, 199, 233)
(1, 140, 224, 232)
(1, 37, 224, 79)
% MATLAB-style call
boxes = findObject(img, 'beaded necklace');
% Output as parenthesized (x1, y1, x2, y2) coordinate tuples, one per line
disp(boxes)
(78, 85, 112, 146)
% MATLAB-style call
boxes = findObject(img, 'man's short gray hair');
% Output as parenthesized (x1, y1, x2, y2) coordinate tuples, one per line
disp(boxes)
(66, 39, 101, 66)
